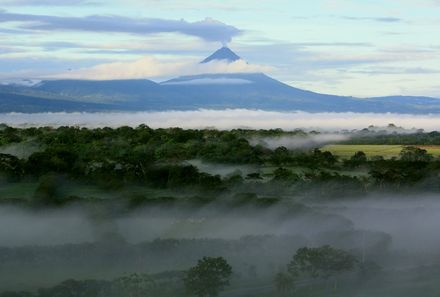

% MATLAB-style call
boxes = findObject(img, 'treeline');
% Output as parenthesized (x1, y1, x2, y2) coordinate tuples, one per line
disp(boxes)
(0, 245, 383, 297)
(345, 130, 440, 145)
(0, 272, 183, 297)
(0, 231, 390, 281)
(2, 126, 440, 207)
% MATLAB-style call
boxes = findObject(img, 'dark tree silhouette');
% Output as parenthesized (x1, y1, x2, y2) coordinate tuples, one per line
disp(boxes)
(184, 257, 232, 297)
(288, 245, 357, 279)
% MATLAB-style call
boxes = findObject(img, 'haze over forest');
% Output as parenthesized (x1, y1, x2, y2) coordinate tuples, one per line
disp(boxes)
(1, 1, 440, 297)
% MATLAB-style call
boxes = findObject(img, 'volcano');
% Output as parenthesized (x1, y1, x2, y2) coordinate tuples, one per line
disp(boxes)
(200, 46, 241, 64)
(1, 47, 440, 113)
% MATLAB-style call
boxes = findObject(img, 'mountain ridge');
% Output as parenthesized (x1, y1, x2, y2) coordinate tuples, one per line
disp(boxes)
(0, 47, 439, 113)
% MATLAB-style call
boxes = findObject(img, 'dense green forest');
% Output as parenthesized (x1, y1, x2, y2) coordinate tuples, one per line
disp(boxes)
(2, 125, 440, 296)
(1, 125, 440, 208)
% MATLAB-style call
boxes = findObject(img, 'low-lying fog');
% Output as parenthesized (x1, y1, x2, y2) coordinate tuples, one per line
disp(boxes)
(3, 197, 440, 292)
(1, 196, 440, 255)
(249, 134, 349, 149)
(315, 197, 440, 253)
(186, 160, 259, 177)
(3, 109, 440, 131)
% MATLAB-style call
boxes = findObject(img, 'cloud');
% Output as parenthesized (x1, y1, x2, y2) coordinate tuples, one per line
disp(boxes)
(291, 42, 372, 47)
(293, 14, 403, 23)
(0, 10, 241, 44)
(304, 48, 438, 68)
(41, 41, 83, 49)
(121, 0, 267, 12)
(348, 67, 440, 75)
(161, 78, 254, 85)
(35, 38, 210, 56)
(0, 46, 19, 55)
(0, 0, 93, 5)
(340, 16, 402, 23)
(3, 110, 440, 131)
(50, 56, 274, 80)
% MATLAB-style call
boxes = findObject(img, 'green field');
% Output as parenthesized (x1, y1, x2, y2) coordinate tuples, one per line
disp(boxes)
(322, 144, 440, 159)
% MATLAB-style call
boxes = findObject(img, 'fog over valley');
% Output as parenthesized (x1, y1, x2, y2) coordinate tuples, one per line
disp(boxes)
(1, 0, 440, 295)
(2, 109, 440, 131)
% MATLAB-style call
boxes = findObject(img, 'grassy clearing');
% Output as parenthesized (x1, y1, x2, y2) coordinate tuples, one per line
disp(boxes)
(322, 144, 440, 159)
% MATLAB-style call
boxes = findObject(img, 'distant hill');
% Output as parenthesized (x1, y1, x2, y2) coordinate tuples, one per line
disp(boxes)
(0, 91, 119, 113)
(0, 47, 439, 113)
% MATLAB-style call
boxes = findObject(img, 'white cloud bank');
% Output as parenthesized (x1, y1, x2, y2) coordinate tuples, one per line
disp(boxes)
(51, 58, 273, 80)
(161, 77, 253, 85)
(3, 109, 440, 131)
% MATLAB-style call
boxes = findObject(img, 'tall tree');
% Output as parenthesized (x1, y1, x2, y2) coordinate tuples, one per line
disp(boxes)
(288, 245, 357, 290)
(184, 257, 232, 297)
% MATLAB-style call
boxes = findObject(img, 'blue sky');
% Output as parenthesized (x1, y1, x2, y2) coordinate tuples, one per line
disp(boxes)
(0, 0, 439, 97)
